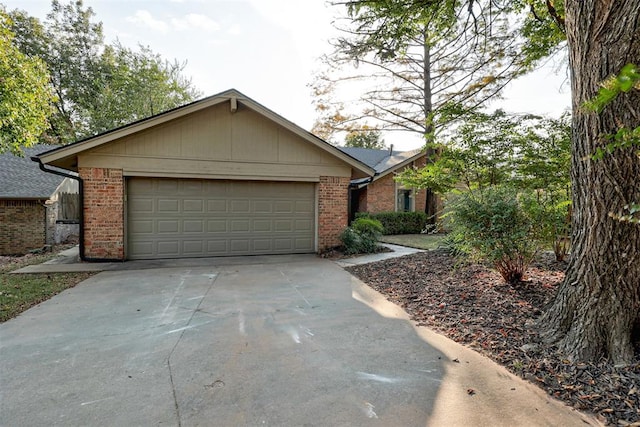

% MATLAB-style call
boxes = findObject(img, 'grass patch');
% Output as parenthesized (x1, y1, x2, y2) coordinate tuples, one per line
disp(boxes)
(379, 234, 445, 250)
(0, 250, 94, 323)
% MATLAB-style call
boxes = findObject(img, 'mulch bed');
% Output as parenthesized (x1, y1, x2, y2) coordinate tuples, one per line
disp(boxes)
(345, 249, 640, 426)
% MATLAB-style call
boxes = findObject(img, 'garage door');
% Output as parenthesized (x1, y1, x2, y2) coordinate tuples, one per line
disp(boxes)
(127, 178, 315, 259)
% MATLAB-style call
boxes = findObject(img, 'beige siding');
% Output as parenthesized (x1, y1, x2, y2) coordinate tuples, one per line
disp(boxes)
(80, 103, 350, 180)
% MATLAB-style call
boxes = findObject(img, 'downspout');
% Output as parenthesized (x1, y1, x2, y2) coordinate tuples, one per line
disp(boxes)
(348, 175, 376, 223)
(32, 157, 85, 261)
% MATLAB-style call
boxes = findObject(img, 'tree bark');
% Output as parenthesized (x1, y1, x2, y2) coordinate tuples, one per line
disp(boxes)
(540, 0, 640, 363)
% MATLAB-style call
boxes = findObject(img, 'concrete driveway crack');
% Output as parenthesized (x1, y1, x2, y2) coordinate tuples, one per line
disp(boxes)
(165, 270, 219, 427)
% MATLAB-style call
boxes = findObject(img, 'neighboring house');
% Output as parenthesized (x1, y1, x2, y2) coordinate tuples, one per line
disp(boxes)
(0, 145, 79, 255)
(34, 89, 375, 261)
(338, 146, 427, 218)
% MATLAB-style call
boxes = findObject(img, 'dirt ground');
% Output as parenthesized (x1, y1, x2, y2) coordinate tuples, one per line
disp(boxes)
(345, 249, 640, 426)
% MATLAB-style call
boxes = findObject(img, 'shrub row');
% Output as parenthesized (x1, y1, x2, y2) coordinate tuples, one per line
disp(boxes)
(355, 211, 427, 235)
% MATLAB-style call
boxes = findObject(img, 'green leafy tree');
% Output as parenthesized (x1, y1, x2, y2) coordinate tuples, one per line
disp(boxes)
(0, 9, 53, 154)
(344, 128, 385, 149)
(7, 1, 201, 144)
(312, 0, 564, 220)
(374, 0, 639, 364)
(88, 42, 200, 135)
(398, 110, 572, 260)
(397, 110, 570, 192)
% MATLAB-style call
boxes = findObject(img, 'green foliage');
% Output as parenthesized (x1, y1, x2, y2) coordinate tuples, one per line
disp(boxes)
(0, 9, 53, 154)
(586, 63, 640, 224)
(445, 186, 540, 284)
(356, 211, 427, 235)
(89, 42, 200, 135)
(6, 1, 201, 144)
(340, 217, 383, 254)
(586, 63, 640, 113)
(398, 111, 571, 193)
(397, 109, 572, 260)
(520, 191, 571, 261)
(344, 128, 385, 149)
(588, 64, 640, 161)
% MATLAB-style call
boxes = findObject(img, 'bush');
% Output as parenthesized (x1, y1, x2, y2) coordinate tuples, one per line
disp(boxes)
(519, 190, 571, 261)
(340, 217, 384, 254)
(355, 211, 427, 235)
(445, 186, 540, 284)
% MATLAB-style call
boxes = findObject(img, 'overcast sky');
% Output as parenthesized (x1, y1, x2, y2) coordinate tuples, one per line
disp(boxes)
(5, 0, 571, 150)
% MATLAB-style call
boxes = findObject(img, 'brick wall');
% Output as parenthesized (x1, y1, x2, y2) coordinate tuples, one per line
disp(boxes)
(80, 167, 124, 260)
(360, 157, 429, 215)
(366, 173, 396, 213)
(0, 200, 46, 255)
(318, 176, 350, 250)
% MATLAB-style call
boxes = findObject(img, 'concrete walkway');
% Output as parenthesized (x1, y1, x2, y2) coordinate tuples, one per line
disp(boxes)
(1, 249, 599, 426)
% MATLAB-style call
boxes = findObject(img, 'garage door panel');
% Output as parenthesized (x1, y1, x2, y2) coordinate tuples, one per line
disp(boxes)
(253, 201, 272, 213)
(207, 240, 228, 253)
(254, 220, 271, 232)
(274, 239, 293, 250)
(230, 240, 250, 252)
(158, 199, 179, 212)
(157, 241, 180, 256)
(231, 200, 250, 213)
(183, 220, 204, 233)
(253, 239, 271, 251)
(183, 240, 204, 254)
(207, 200, 227, 212)
(130, 219, 154, 234)
(157, 220, 179, 233)
(129, 198, 154, 213)
(207, 220, 227, 233)
(183, 199, 204, 212)
(295, 238, 313, 250)
(127, 178, 315, 259)
(230, 220, 250, 232)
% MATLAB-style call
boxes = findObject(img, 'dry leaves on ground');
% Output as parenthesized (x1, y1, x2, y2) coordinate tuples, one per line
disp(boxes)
(345, 249, 640, 426)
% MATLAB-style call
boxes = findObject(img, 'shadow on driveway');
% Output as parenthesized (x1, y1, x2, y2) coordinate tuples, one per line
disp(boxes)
(0, 256, 594, 426)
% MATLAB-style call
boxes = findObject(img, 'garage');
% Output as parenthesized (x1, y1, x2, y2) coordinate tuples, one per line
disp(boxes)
(34, 89, 374, 261)
(127, 178, 315, 259)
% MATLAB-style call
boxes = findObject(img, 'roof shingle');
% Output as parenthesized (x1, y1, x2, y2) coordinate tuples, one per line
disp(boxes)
(0, 145, 69, 199)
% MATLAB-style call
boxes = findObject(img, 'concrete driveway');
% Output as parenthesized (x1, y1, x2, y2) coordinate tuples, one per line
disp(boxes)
(0, 255, 595, 426)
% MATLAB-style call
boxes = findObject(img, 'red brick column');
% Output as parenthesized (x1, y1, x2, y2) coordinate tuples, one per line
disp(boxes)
(80, 167, 124, 260)
(318, 176, 350, 251)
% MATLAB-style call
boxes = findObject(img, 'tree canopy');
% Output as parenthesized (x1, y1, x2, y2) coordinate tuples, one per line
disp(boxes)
(0, 9, 53, 154)
(5, 0, 201, 146)
(335, 0, 639, 364)
(344, 128, 386, 149)
(312, 0, 566, 142)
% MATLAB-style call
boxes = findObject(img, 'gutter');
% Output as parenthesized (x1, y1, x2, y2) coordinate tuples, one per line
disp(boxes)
(349, 175, 375, 189)
(32, 156, 85, 261)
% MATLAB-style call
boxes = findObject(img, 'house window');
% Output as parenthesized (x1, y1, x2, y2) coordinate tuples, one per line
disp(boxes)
(397, 189, 413, 212)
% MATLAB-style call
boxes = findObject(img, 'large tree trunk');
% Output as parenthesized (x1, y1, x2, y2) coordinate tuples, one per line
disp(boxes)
(540, 1, 640, 363)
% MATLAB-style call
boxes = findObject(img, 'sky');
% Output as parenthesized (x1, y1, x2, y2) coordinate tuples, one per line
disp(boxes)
(5, 0, 571, 150)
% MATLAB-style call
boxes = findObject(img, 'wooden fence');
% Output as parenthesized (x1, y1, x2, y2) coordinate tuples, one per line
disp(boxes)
(58, 192, 80, 221)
